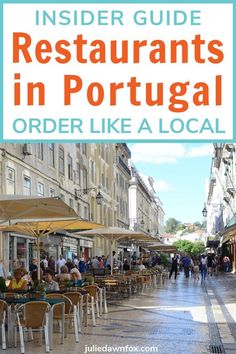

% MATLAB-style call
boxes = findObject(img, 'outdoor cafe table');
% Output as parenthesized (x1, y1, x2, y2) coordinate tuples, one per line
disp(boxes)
(1, 296, 65, 350)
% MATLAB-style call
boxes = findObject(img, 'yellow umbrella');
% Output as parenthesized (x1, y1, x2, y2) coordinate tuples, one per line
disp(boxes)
(0, 196, 77, 224)
(0, 219, 103, 236)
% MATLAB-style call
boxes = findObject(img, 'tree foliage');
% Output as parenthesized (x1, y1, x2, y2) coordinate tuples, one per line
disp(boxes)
(165, 218, 203, 234)
(173, 240, 205, 256)
(165, 218, 181, 233)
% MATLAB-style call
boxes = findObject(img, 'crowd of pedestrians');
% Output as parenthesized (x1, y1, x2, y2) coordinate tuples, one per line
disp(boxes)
(169, 252, 232, 282)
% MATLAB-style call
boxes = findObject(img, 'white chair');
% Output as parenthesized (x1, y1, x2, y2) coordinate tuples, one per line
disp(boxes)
(0, 299, 7, 350)
(46, 294, 79, 343)
(15, 301, 50, 354)
(83, 285, 100, 326)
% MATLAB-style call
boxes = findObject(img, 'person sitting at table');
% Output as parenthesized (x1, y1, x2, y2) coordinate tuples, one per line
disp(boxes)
(56, 265, 71, 285)
(31, 269, 43, 289)
(21, 268, 32, 284)
(70, 268, 82, 286)
(44, 268, 59, 292)
(7, 268, 28, 291)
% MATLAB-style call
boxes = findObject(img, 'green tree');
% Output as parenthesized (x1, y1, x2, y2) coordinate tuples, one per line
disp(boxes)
(165, 218, 181, 233)
(191, 242, 205, 256)
(173, 240, 205, 256)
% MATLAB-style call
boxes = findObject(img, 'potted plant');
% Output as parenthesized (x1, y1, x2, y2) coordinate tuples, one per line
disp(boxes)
(87, 276, 94, 285)
(64, 279, 73, 290)
(35, 282, 46, 299)
(0, 277, 6, 293)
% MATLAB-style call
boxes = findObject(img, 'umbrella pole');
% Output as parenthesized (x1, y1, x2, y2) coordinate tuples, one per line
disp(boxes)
(110, 240, 113, 276)
(36, 237, 41, 281)
(121, 248, 124, 273)
(130, 244, 132, 270)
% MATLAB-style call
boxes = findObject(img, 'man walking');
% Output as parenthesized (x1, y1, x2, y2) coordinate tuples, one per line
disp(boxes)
(169, 254, 179, 280)
(182, 255, 191, 278)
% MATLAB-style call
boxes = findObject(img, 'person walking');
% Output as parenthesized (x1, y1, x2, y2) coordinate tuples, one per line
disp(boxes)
(169, 254, 179, 280)
(200, 255, 207, 281)
(207, 253, 214, 276)
(56, 255, 66, 274)
(182, 255, 191, 278)
(222, 255, 230, 272)
(48, 256, 56, 273)
(192, 257, 200, 280)
(79, 256, 86, 273)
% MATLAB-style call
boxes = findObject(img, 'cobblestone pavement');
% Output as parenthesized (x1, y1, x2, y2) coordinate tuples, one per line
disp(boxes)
(4, 273, 236, 354)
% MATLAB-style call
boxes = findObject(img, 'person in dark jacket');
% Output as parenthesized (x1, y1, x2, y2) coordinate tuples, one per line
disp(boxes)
(169, 254, 179, 280)
(79, 257, 86, 273)
(182, 255, 191, 278)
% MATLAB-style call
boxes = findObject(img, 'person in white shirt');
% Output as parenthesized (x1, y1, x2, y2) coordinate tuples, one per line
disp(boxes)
(73, 256, 79, 268)
(200, 255, 207, 281)
(106, 251, 117, 270)
(56, 255, 66, 274)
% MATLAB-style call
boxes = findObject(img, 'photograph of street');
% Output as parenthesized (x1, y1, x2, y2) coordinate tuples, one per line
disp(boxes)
(0, 142, 236, 354)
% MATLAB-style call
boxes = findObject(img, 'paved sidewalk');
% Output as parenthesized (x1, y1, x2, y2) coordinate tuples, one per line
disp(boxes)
(205, 273, 236, 354)
(5, 273, 236, 354)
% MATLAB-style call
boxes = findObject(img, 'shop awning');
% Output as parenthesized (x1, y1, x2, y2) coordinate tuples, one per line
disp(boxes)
(219, 223, 236, 246)
(145, 242, 177, 252)
(0, 196, 77, 224)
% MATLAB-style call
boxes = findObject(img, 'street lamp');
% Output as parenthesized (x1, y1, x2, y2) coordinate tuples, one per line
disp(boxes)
(202, 205, 208, 218)
(74, 186, 104, 205)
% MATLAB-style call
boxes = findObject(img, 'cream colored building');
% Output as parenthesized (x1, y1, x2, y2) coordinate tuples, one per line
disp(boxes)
(0, 142, 165, 271)
(0, 143, 93, 272)
(86, 143, 117, 257)
(115, 144, 131, 230)
(129, 163, 164, 238)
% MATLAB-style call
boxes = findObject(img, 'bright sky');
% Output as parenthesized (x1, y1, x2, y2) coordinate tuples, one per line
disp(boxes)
(128, 143, 213, 224)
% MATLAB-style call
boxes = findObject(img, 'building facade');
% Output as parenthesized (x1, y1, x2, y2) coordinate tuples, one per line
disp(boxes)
(0, 143, 93, 272)
(129, 163, 164, 238)
(205, 143, 236, 272)
(0, 143, 165, 272)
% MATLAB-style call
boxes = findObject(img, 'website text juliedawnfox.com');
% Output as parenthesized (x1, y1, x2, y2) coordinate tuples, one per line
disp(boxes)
(84, 344, 159, 353)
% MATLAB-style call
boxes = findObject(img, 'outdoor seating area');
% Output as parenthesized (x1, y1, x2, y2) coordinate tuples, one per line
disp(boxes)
(0, 265, 168, 352)
(0, 196, 171, 352)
